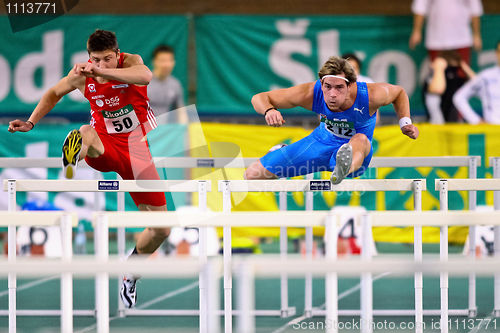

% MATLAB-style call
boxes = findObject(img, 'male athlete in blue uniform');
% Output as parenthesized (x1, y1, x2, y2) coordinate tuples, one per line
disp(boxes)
(245, 56, 419, 183)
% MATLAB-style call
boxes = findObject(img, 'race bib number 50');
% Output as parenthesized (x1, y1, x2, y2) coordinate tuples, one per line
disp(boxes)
(103, 104, 140, 134)
(322, 118, 356, 139)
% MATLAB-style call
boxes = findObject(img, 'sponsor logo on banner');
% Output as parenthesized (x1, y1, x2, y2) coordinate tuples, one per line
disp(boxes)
(98, 181, 119, 191)
(88, 84, 96, 93)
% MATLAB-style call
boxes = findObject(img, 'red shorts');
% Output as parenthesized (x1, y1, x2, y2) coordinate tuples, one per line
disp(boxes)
(428, 47, 471, 79)
(85, 131, 167, 207)
(428, 47, 471, 64)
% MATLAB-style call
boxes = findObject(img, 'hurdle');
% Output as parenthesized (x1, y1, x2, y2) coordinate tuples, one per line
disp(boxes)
(237, 228, 500, 333)
(289, 156, 480, 319)
(219, 179, 426, 333)
(2, 179, 211, 333)
(436, 178, 500, 327)
(0, 210, 77, 333)
(0, 155, 480, 320)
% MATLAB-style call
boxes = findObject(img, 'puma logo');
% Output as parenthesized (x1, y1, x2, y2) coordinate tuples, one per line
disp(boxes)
(354, 107, 364, 114)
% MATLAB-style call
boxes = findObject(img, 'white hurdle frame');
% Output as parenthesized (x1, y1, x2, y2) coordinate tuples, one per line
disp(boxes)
(239, 208, 500, 333)
(0, 155, 480, 320)
(436, 178, 500, 326)
(491, 157, 500, 317)
(2, 179, 211, 333)
(0, 207, 77, 333)
(219, 179, 426, 333)
(371, 155, 481, 318)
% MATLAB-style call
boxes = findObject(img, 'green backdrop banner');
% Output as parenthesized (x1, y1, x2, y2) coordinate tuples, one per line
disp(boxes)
(196, 15, 500, 115)
(0, 15, 188, 115)
(2, 14, 499, 117)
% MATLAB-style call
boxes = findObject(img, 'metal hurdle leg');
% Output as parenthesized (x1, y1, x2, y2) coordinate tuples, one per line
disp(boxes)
(304, 173, 314, 318)
(116, 175, 126, 318)
(360, 214, 373, 333)
(60, 214, 74, 333)
(207, 259, 220, 333)
(413, 180, 424, 333)
(95, 214, 110, 333)
(325, 213, 338, 333)
(198, 181, 209, 333)
(221, 180, 233, 333)
(468, 157, 478, 317)
(7, 180, 17, 333)
(439, 180, 449, 333)
(493, 158, 500, 317)
(237, 261, 255, 333)
(279, 181, 290, 318)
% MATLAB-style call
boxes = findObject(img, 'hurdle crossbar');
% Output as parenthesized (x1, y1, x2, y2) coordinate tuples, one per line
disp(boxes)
(368, 156, 480, 168)
(0, 211, 77, 226)
(435, 178, 500, 191)
(222, 179, 425, 192)
(2, 179, 204, 192)
(92, 211, 330, 228)
(0, 156, 480, 169)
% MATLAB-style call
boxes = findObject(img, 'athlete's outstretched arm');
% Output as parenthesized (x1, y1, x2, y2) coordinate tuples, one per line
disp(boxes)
(8, 71, 84, 133)
(251, 82, 315, 127)
(76, 53, 152, 85)
(367, 83, 419, 139)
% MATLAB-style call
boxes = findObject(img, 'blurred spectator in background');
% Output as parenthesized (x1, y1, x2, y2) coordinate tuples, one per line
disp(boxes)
(409, 0, 483, 67)
(342, 53, 374, 83)
(424, 50, 475, 123)
(453, 41, 500, 124)
(148, 45, 187, 124)
(342, 53, 381, 124)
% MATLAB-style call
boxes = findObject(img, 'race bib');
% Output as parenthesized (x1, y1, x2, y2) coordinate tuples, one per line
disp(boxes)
(321, 117, 356, 139)
(102, 104, 140, 134)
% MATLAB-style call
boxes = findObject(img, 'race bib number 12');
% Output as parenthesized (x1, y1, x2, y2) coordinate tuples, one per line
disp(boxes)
(322, 118, 356, 139)
(103, 104, 140, 134)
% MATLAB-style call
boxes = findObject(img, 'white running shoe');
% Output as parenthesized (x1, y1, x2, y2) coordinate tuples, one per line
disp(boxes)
(330, 143, 353, 185)
(62, 129, 82, 179)
(120, 275, 138, 308)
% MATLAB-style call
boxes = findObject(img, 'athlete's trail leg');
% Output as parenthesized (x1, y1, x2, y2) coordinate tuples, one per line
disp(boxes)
(134, 204, 170, 254)
(347, 133, 371, 174)
(244, 160, 278, 180)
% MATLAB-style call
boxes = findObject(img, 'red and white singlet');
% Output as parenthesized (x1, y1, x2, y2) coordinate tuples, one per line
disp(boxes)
(83, 53, 157, 137)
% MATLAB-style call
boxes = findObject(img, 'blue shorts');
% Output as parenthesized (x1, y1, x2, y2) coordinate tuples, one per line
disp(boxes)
(260, 131, 373, 178)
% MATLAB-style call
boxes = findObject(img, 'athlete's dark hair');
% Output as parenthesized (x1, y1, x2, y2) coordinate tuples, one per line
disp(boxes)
(318, 56, 357, 85)
(152, 45, 175, 60)
(342, 52, 362, 70)
(87, 29, 119, 54)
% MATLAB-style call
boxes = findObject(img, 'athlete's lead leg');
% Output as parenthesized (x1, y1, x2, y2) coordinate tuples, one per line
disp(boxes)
(331, 133, 371, 184)
(61, 125, 104, 179)
(120, 203, 169, 309)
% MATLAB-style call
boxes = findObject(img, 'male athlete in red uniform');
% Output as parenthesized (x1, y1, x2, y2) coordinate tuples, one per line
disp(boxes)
(8, 30, 167, 308)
